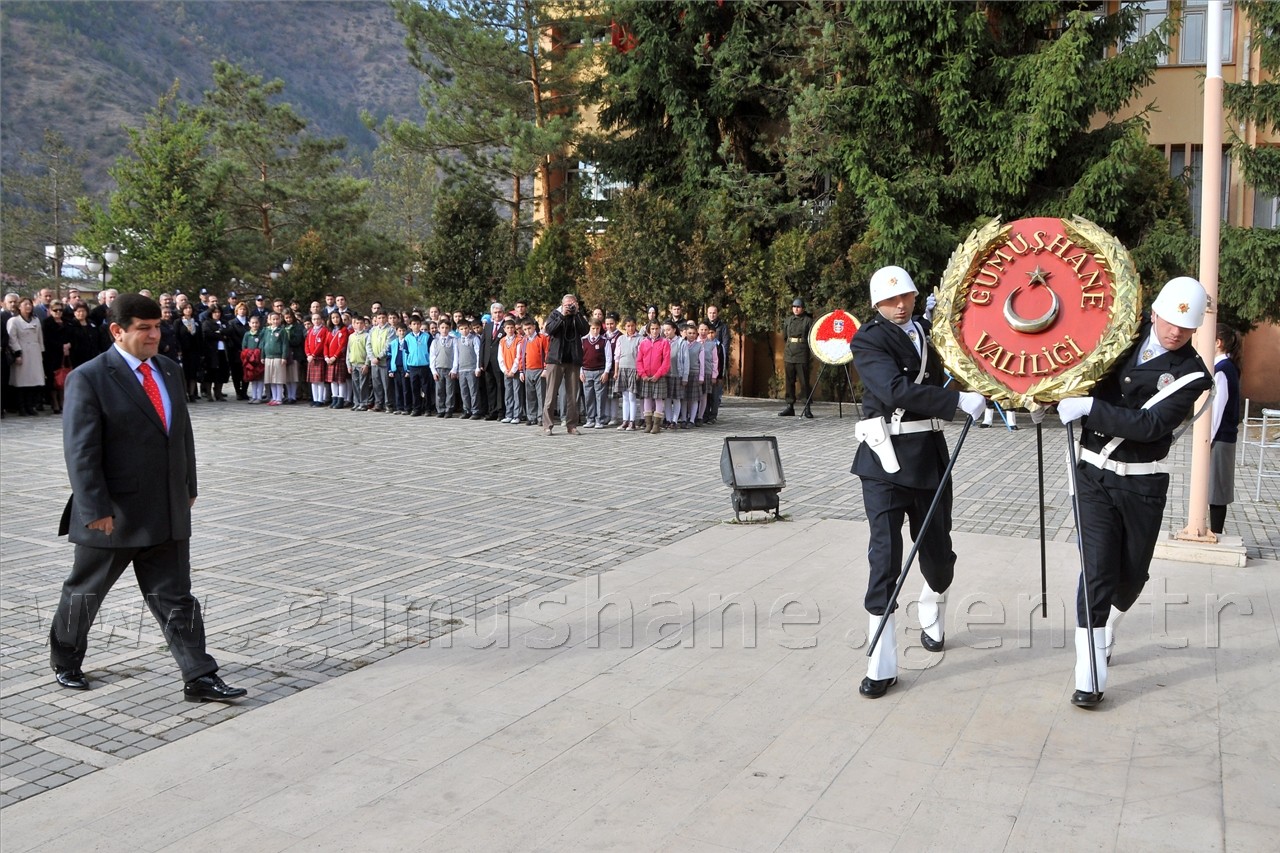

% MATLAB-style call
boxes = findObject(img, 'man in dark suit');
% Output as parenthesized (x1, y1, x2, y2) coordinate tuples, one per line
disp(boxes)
(1056, 276, 1212, 708)
(49, 294, 247, 703)
(481, 301, 507, 419)
(850, 266, 987, 698)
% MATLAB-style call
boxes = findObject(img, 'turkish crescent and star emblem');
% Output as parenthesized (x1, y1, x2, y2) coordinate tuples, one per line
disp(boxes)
(931, 216, 1142, 410)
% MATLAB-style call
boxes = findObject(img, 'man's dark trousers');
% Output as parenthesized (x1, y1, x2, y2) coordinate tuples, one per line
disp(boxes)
(50, 538, 216, 681)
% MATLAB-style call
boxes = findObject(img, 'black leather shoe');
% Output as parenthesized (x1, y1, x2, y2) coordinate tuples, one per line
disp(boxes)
(777, 406, 795, 417)
(54, 667, 89, 690)
(979, 423, 991, 429)
(184, 674, 248, 703)
(921, 630, 944, 653)
(859, 676, 897, 698)
(1070, 690, 1103, 708)
(802, 408, 815, 419)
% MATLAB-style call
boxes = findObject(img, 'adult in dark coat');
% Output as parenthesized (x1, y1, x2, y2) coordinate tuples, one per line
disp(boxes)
(541, 293, 589, 435)
(41, 300, 70, 413)
(705, 305, 730, 423)
(1056, 276, 1213, 708)
(850, 266, 986, 698)
(480, 302, 507, 419)
(175, 304, 203, 401)
(48, 294, 246, 702)
(223, 304, 252, 400)
(66, 305, 103, 368)
(199, 306, 230, 400)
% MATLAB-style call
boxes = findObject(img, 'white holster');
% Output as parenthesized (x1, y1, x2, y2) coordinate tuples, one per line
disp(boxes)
(855, 416, 900, 473)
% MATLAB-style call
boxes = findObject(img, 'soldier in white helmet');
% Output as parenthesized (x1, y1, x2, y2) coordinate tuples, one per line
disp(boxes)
(850, 265, 988, 698)
(1056, 276, 1213, 708)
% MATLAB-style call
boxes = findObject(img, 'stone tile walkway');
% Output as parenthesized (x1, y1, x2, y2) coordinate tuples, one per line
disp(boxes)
(1, 396, 1276, 818)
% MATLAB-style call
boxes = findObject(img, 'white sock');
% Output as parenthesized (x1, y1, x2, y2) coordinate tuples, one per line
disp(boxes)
(867, 613, 898, 681)
(1074, 627, 1108, 692)
(918, 584, 945, 643)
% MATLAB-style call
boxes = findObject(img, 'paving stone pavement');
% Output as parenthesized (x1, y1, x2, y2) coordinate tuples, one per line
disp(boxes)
(2, 396, 1276, 809)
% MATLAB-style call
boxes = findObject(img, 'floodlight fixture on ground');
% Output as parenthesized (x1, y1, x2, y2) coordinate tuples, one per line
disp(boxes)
(720, 436, 785, 522)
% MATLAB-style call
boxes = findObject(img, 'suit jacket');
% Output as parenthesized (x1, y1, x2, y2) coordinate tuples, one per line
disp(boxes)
(850, 315, 959, 490)
(481, 320, 504, 371)
(59, 347, 197, 548)
(1078, 324, 1212, 496)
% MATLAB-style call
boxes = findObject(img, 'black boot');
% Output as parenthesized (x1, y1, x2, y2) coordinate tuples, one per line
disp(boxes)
(777, 405, 795, 417)
(802, 406, 815, 419)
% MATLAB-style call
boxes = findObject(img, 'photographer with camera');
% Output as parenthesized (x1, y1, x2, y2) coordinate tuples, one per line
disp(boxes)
(542, 293, 590, 435)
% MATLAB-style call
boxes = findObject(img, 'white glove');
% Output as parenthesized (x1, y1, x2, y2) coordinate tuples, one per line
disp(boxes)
(957, 391, 986, 421)
(1057, 397, 1093, 424)
(1029, 407, 1047, 425)
(925, 293, 937, 313)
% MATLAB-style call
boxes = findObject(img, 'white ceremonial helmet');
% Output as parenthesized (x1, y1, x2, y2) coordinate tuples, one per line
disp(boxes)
(869, 265, 918, 306)
(1152, 276, 1208, 329)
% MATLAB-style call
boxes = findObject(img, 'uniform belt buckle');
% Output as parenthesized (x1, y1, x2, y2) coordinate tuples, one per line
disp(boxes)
(1112, 460, 1128, 476)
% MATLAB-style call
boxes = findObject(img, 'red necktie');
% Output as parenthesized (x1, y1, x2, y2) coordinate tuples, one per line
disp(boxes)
(138, 362, 167, 430)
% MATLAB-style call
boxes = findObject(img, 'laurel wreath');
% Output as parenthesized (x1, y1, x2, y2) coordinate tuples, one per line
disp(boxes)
(930, 215, 1142, 410)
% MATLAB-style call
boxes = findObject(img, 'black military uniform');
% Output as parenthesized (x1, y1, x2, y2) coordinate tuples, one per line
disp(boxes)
(1073, 325, 1212, 632)
(851, 314, 962, 619)
(781, 300, 814, 416)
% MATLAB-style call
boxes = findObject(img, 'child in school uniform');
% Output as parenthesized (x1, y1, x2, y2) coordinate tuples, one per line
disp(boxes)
(680, 322, 703, 428)
(260, 311, 291, 406)
(455, 320, 483, 418)
(522, 318, 548, 426)
(697, 321, 721, 425)
(241, 316, 266, 404)
(305, 312, 330, 407)
(601, 313, 620, 426)
(387, 323, 411, 414)
(323, 311, 352, 409)
(663, 320, 687, 430)
(612, 317, 642, 431)
(580, 318, 612, 429)
(636, 320, 671, 435)
(498, 317, 525, 423)
(431, 317, 458, 417)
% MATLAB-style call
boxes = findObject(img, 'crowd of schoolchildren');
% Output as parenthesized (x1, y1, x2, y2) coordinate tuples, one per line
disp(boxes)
(228, 300, 728, 432)
(3, 286, 731, 431)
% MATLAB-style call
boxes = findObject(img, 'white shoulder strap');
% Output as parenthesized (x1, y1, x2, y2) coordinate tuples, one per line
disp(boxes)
(1096, 371, 1206, 462)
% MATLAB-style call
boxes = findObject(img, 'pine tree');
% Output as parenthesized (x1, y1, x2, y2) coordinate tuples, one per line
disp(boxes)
(78, 85, 223, 295)
(200, 61, 369, 282)
(380, 0, 597, 257)
(783, 1, 1183, 284)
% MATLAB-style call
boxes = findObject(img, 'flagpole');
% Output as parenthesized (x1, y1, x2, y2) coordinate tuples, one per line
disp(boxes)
(1179, 0, 1224, 544)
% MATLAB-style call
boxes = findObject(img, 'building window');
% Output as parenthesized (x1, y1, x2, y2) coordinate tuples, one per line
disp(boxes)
(1178, 0, 1233, 65)
(1172, 145, 1231, 234)
(1254, 188, 1279, 229)
(573, 161, 627, 203)
(1123, 1, 1169, 65)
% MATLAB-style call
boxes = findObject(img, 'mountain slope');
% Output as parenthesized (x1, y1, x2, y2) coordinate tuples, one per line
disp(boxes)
(1, 0, 426, 191)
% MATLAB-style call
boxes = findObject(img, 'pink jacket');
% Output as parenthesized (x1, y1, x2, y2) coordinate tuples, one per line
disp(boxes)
(637, 336, 671, 379)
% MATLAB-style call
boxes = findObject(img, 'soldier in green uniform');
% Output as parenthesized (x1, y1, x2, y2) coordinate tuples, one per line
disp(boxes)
(780, 297, 815, 418)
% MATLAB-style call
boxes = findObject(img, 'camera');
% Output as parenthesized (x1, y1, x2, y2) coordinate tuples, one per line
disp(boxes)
(564, 303, 577, 314)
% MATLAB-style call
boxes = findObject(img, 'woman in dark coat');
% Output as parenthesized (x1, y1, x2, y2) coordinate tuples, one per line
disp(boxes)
(41, 300, 70, 413)
(65, 304, 103, 369)
(176, 302, 204, 401)
(200, 305, 230, 401)
(157, 305, 179, 363)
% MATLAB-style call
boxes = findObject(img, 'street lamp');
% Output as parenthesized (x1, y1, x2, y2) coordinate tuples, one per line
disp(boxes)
(84, 245, 120, 288)
(282, 257, 293, 273)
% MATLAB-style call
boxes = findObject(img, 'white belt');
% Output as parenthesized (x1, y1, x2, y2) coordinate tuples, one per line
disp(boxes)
(888, 418, 943, 435)
(1079, 448, 1167, 476)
